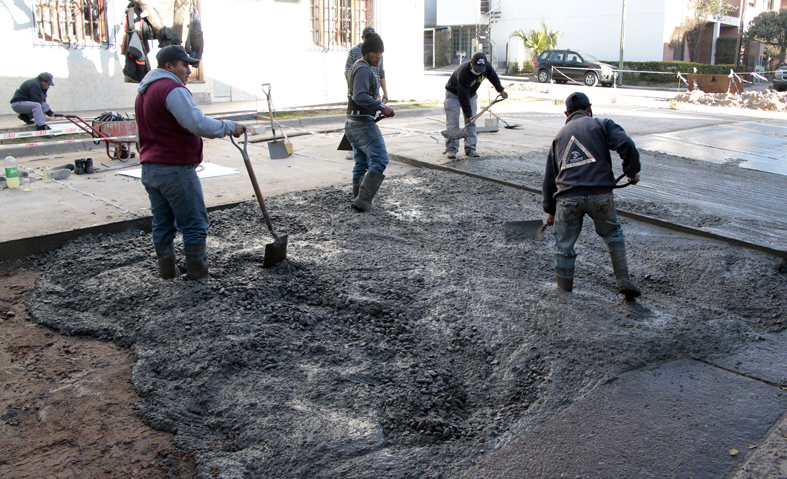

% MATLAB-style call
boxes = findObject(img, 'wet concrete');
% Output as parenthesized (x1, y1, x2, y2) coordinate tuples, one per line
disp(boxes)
(461, 359, 787, 479)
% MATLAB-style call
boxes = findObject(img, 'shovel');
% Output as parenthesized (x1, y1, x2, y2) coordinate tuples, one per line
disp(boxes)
(231, 130, 288, 268)
(262, 83, 292, 160)
(503, 175, 632, 244)
(441, 95, 505, 140)
(489, 110, 522, 129)
(337, 114, 384, 151)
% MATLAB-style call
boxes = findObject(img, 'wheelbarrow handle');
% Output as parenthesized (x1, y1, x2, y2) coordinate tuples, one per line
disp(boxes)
(54, 113, 77, 119)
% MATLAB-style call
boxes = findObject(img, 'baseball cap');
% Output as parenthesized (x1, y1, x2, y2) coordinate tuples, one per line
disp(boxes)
(565, 92, 591, 110)
(38, 72, 55, 85)
(156, 45, 200, 66)
(362, 26, 375, 38)
(471, 52, 487, 71)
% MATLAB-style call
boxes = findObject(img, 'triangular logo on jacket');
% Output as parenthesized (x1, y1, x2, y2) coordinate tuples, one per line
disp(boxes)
(561, 136, 596, 169)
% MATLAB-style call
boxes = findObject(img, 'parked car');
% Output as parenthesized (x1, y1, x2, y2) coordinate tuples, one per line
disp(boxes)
(534, 49, 617, 87)
(773, 65, 787, 92)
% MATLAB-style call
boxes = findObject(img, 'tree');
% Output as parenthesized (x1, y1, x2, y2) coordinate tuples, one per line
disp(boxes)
(672, 0, 732, 62)
(512, 20, 561, 64)
(746, 8, 787, 66)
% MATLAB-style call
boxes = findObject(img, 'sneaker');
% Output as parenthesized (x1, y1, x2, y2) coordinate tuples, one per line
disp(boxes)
(36, 124, 53, 139)
(345, 151, 354, 160)
(444, 150, 457, 159)
(465, 149, 480, 157)
(50, 168, 71, 180)
(18, 114, 33, 125)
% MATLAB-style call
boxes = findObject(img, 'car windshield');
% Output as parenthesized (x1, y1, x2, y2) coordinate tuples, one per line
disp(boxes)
(578, 51, 600, 63)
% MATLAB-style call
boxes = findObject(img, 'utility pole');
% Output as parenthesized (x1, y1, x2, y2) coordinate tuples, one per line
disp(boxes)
(619, 0, 627, 84)
(734, 0, 748, 68)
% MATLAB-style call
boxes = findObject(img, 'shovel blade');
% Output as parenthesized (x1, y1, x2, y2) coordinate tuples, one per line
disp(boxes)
(263, 235, 288, 268)
(269, 140, 291, 159)
(337, 134, 352, 151)
(504, 220, 546, 243)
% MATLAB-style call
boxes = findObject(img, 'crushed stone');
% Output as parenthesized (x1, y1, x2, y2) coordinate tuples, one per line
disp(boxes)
(28, 169, 787, 478)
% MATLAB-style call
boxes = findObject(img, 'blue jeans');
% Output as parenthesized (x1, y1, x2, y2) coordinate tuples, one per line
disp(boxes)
(141, 163, 209, 245)
(553, 193, 624, 271)
(345, 116, 389, 180)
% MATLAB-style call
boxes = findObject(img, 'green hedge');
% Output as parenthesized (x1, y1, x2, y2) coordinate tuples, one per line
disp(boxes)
(601, 60, 739, 83)
(715, 37, 738, 65)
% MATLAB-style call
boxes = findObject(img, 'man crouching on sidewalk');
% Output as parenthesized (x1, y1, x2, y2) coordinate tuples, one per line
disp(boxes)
(136, 45, 245, 280)
(345, 32, 395, 212)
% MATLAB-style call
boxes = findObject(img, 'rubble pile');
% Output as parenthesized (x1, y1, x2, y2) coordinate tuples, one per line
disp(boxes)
(674, 89, 787, 111)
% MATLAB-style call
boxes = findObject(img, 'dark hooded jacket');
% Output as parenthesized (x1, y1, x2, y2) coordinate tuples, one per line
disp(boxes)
(10, 78, 53, 116)
(444, 60, 505, 119)
(542, 110, 640, 215)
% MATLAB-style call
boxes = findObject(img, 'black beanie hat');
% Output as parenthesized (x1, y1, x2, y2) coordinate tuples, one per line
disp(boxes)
(361, 33, 384, 54)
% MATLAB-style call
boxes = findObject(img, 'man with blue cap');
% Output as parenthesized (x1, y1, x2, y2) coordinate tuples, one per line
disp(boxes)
(542, 92, 642, 300)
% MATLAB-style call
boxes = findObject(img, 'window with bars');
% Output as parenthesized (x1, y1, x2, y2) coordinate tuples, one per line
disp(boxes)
(33, 0, 110, 47)
(310, 0, 373, 48)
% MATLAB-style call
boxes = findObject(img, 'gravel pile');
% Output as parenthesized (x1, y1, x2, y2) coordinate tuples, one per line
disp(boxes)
(675, 89, 787, 111)
(29, 169, 786, 478)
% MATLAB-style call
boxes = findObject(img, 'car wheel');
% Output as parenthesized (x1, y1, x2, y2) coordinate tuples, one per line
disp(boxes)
(584, 72, 598, 87)
(538, 70, 550, 83)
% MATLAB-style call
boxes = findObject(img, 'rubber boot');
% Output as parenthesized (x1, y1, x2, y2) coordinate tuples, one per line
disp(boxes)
(74, 159, 85, 175)
(555, 266, 574, 292)
(608, 242, 641, 300)
(83, 157, 94, 174)
(352, 172, 385, 212)
(184, 243, 209, 281)
(352, 176, 362, 200)
(154, 242, 180, 279)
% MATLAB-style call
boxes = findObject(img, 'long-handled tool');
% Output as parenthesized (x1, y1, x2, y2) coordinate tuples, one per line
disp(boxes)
(489, 110, 522, 129)
(503, 175, 633, 243)
(231, 130, 288, 268)
(261, 83, 292, 160)
(441, 95, 505, 140)
(337, 113, 384, 151)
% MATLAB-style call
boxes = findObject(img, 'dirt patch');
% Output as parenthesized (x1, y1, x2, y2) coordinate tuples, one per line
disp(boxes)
(19, 168, 787, 478)
(0, 262, 196, 478)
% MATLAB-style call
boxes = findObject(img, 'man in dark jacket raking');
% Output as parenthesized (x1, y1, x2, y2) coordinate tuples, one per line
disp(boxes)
(345, 33, 395, 212)
(443, 52, 507, 158)
(10, 73, 56, 130)
(542, 92, 641, 300)
(136, 45, 245, 280)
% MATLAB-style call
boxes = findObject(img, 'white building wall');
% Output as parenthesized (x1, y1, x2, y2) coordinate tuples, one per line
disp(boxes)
(436, 0, 481, 26)
(0, 0, 424, 116)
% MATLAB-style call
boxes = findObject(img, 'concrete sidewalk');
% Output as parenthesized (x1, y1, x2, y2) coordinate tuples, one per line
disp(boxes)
(1, 94, 786, 478)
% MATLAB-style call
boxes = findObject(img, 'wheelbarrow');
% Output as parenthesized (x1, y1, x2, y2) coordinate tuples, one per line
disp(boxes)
(55, 113, 138, 161)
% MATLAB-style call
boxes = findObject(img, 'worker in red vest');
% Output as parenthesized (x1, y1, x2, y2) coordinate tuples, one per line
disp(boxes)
(135, 45, 245, 280)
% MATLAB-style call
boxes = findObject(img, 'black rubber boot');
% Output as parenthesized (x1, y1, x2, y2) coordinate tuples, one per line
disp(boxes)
(352, 176, 362, 200)
(74, 159, 85, 175)
(154, 242, 180, 279)
(556, 266, 574, 292)
(352, 172, 384, 212)
(608, 242, 641, 300)
(84, 158, 94, 174)
(184, 243, 209, 281)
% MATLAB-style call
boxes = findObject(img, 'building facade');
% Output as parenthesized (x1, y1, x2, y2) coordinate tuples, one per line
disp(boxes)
(1, 0, 425, 116)
(427, 0, 781, 69)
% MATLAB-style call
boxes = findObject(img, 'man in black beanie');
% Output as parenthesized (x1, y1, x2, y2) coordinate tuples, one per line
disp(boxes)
(345, 32, 395, 212)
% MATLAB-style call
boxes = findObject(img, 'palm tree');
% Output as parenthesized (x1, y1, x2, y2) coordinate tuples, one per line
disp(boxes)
(513, 20, 562, 64)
